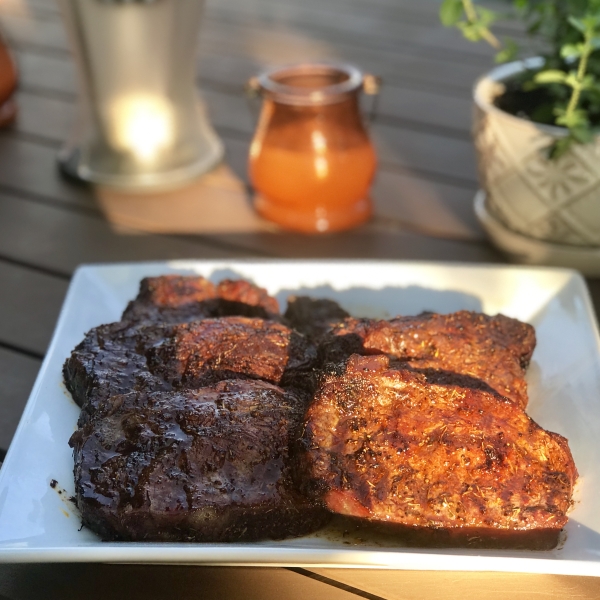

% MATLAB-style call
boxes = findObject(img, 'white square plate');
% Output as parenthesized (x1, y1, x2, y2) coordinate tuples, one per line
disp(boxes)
(0, 260, 599, 576)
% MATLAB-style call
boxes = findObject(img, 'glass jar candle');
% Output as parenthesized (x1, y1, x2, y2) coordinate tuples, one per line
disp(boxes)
(56, 0, 223, 190)
(248, 64, 379, 233)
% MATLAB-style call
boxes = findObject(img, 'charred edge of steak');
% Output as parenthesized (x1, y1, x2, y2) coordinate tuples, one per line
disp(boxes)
(121, 276, 281, 326)
(77, 504, 330, 543)
(332, 516, 563, 550)
(62, 321, 172, 426)
(284, 296, 350, 340)
(69, 381, 330, 542)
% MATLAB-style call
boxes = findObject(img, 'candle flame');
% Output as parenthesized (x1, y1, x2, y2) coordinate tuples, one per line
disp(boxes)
(312, 130, 329, 179)
(108, 94, 174, 161)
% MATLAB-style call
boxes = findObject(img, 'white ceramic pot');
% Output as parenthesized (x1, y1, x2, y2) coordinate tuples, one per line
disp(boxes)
(473, 58, 600, 256)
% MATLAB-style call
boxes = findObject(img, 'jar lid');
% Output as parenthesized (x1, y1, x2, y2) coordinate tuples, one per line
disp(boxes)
(255, 63, 364, 106)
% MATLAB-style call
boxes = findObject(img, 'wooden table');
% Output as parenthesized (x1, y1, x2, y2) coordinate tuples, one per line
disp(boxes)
(0, 0, 598, 597)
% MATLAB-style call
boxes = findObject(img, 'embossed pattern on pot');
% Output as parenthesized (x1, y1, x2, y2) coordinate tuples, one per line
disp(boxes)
(474, 60, 600, 248)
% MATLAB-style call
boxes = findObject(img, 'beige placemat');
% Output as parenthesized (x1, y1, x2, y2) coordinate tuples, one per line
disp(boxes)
(96, 164, 275, 234)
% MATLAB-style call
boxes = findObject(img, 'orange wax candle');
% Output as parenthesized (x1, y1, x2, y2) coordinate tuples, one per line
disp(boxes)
(248, 64, 378, 234)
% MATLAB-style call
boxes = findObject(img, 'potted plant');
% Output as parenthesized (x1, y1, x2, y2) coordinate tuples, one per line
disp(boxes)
(441, 0, 600, 274)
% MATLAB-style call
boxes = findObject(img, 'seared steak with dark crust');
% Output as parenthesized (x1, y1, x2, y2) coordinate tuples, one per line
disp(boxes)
(302, 354, 577, 549)
(284, 296, 350, 339)
(146, 317, 316, 392)
(64, 317, 316, 422)
(70, 380, 328, 542)
(62, 321, 172, 425)
(320, 311, 535, 407)
(122, 275, 280, 325)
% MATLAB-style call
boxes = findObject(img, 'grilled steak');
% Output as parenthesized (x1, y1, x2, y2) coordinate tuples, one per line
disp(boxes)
(65, 275, 285, 419)
(65, 275, 574, 548)
(64, 317, 316, 421)
(302, 354, 577, 549)
(284, 296, 350, 339)
(70, 380, 328, 542)
(146, 317, 317, 392)
(320, 311, 536, 407)
(122, 275, 280, 325)
(64, 276, 325, 542)
(63, 321, 172, 425)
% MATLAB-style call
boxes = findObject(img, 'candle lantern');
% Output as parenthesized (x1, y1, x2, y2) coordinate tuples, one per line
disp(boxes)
(248, 63, 380, 233)
(57, 0, 223, 190)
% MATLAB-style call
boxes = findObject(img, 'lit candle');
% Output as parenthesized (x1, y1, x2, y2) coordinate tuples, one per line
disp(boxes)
(106, 93, 175, 162)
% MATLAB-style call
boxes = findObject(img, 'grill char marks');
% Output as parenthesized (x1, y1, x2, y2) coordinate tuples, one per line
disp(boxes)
(122, 275, 280, 325)
(302, 354, 577, 549)
(64, 316, 317, 424)
(320, 311, 536, 407)
(70, 380, 328, 542)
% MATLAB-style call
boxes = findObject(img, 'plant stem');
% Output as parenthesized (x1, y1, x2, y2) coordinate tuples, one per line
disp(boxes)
(565, 28, 593, 119)
(461, 0, 501, 49)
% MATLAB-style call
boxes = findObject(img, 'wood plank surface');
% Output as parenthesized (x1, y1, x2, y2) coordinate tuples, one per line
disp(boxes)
(0, 192, 261, 273)
(0, 565, 361, 600)
(306, 569, 600, 600)
(0, 260, 68, 356)
(0, 347, 41, 451)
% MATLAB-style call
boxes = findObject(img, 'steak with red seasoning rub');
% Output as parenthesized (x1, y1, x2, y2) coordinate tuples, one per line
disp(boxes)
(122, 275, 280, 325)
(301, 354, 577, 549)
(70, 379, 328, 542)
(319, 311, 536, 407)
(146, 317, 316, 392)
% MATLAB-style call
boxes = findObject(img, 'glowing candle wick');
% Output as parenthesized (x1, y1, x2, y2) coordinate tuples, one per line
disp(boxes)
(108, 94, 174, 161)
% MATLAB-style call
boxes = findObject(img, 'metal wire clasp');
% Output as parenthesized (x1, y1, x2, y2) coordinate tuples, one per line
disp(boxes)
(362, 74, 382, 121)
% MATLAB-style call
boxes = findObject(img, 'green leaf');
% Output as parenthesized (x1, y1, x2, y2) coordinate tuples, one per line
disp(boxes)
(564, 72, 584, 89)
(568, 16, 587, 33)
(534, 70, 568, 84)
(581, 14, 600, 31)
(580, 74, 597, 90)
(495, 39, 518, 63)
(560, 43, 584, 59)
(555, 108, 589, 129)
(570, 126, 594, 143)
(548, 137, 574, 160)
(457, 21, 485, 42)
(439, 0, 464, 27)
(476, 6, 498, 28)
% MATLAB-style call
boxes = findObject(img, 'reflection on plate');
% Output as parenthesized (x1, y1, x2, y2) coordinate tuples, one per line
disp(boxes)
(0, 260, 599, 576)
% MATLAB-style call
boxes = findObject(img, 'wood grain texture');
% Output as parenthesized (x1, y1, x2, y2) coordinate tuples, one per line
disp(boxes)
(306, 569, 600, 600)
(0, 347, 41, 450)
(0, 260, 68, 356)
(0, 192, 260, 274)
(0, 565, 362, 600)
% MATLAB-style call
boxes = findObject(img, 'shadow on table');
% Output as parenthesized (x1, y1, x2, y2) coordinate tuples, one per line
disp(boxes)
(206, 268, 482, 317)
